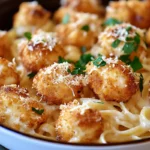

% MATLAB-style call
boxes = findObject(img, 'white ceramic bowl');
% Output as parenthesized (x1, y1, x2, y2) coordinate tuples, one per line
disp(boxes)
(0, 125, 150, 150)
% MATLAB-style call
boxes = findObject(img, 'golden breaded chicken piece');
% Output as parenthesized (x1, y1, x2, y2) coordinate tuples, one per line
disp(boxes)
(56, 99, 103, 143)
(13, 1, 50, 28)
(128, 0, 150, 29)
(0, 57, 19, 86)
(33, 62, 87, 105)
(55, 12, 102, 48)
(19, 30, 65, 72)
(0, 31, 9, 58)
(86, 59, 139, 102)
(91, 23, 147, 61)
(106, 1, 135, 25)
(54, 0, 104, 23)
(61, 0, 104, 15)
(146, 28, 150, 45)
(0, 85, 47, 133)
(106, 0, 150, 29)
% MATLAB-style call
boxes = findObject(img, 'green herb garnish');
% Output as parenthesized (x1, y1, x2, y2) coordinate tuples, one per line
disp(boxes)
(123, 32, 140, 54)
(93, 54, 106, 68)
(134, 33, 140, 44)
(102, 18, 122, 26)
(130, 56, 143, 72)
(58, 56, 72, 63)
(32, 107, 44, 115)
(62, 13, 70, 24)
(81, 25, 90, 32)
(96, 101, 104, 104)
(27, 72, 37, 79)
(119, 55, 131, 65)
(139, 73, 144, 93)
(119, 55, 143, 72)
(80, 46, 87, 53)
(111, 39, 121, 48)
(24, 32, 32, 41)
(122, 42, 138, 54)
(68, 54, 94, 75)
(126, 37, 134, 41)
(126, 26, 132, 33)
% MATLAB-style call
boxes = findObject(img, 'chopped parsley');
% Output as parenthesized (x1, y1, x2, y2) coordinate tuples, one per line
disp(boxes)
(58, 56, 72, 63)
(119, 55, 143, 72)
(80, 46, 87, 53)
(68, 54, 94, 75)
(111, 39, 121, 48)
(62, 13, 70, 24)
(102, 18, 122, 26)
(27, 72, 37, 79)
(95, 101, 104, 104)
(24, 32, 32, 41)
(81, 25, 90, 32)
(126, 26, 132, 33)
(126, 37, 133, 41)
(93, 54, 106, 68)
(130, 56, 143, 72)
(122, 42, 138, 54)
(123, 33, 140, 54)
(139, 73, 144, 93)
(134, 33, 140, 44)
(32, 107, 44, 115)
(119, 55, 131, 65)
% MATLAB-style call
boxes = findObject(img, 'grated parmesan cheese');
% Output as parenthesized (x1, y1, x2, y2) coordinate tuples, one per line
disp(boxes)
(28, 30, 58, 51)
(43, 62, 88, 86)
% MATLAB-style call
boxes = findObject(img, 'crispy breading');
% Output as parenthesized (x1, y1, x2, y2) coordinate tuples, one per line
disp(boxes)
(54, 0, 104, 23)
(56, 99, 103, 142)
(0, 85, 47, 133)
(91, 23, 147, 61)
(106, 0, 150, 29)
(13, 1, 50, 28)
(19, 30, 65, 72)
(33, 62, 85, 105)
(55, 12, 102, 48)
(86, 60, 139, 102)
(0, 57, 19, 86)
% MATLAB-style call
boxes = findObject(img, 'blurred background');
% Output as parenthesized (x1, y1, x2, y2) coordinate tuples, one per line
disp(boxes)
(0, 0, 114, 30)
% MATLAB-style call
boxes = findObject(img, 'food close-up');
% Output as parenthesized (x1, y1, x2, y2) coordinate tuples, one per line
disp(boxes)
(0, 0, 150, 146)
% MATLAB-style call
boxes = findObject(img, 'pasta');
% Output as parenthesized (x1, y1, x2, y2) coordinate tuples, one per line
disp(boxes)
(0, 0, 150, 144)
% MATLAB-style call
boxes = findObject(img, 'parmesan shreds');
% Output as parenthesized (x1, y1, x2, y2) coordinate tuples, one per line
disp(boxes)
(28, 1, 38, 7)
(100, 23, 145, 42)
(43, 62, 88, 86)
(28, 31, 58, 51)
(0, 31, 6, 37)
(70, 12, 99, 31)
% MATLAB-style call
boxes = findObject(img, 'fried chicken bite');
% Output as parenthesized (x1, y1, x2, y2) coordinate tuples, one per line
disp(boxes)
(86, 58, 139, 102)
(19, 30, 65, 72)
(91, 23, 147, 62)
(55, 12, 102, 48)
(127, 0, 150, 29)
(13, 1, 50, 28)
(54, 0, 104, 23)
(146, 28, 150, 46)
(0, 31, 11, 58)
(0, 57, 19, 86)
(106, 1, 135, 24)
(0, 31, 7, 57)
(56, 0, 104, 20)
(0, 85, 47, 133)
(106, 0, 150, 29)
(56, 99, 103, 143)
(33, 62, 88, 105)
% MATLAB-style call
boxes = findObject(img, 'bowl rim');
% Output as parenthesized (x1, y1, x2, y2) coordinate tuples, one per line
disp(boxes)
(1, 124, 150, 147)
